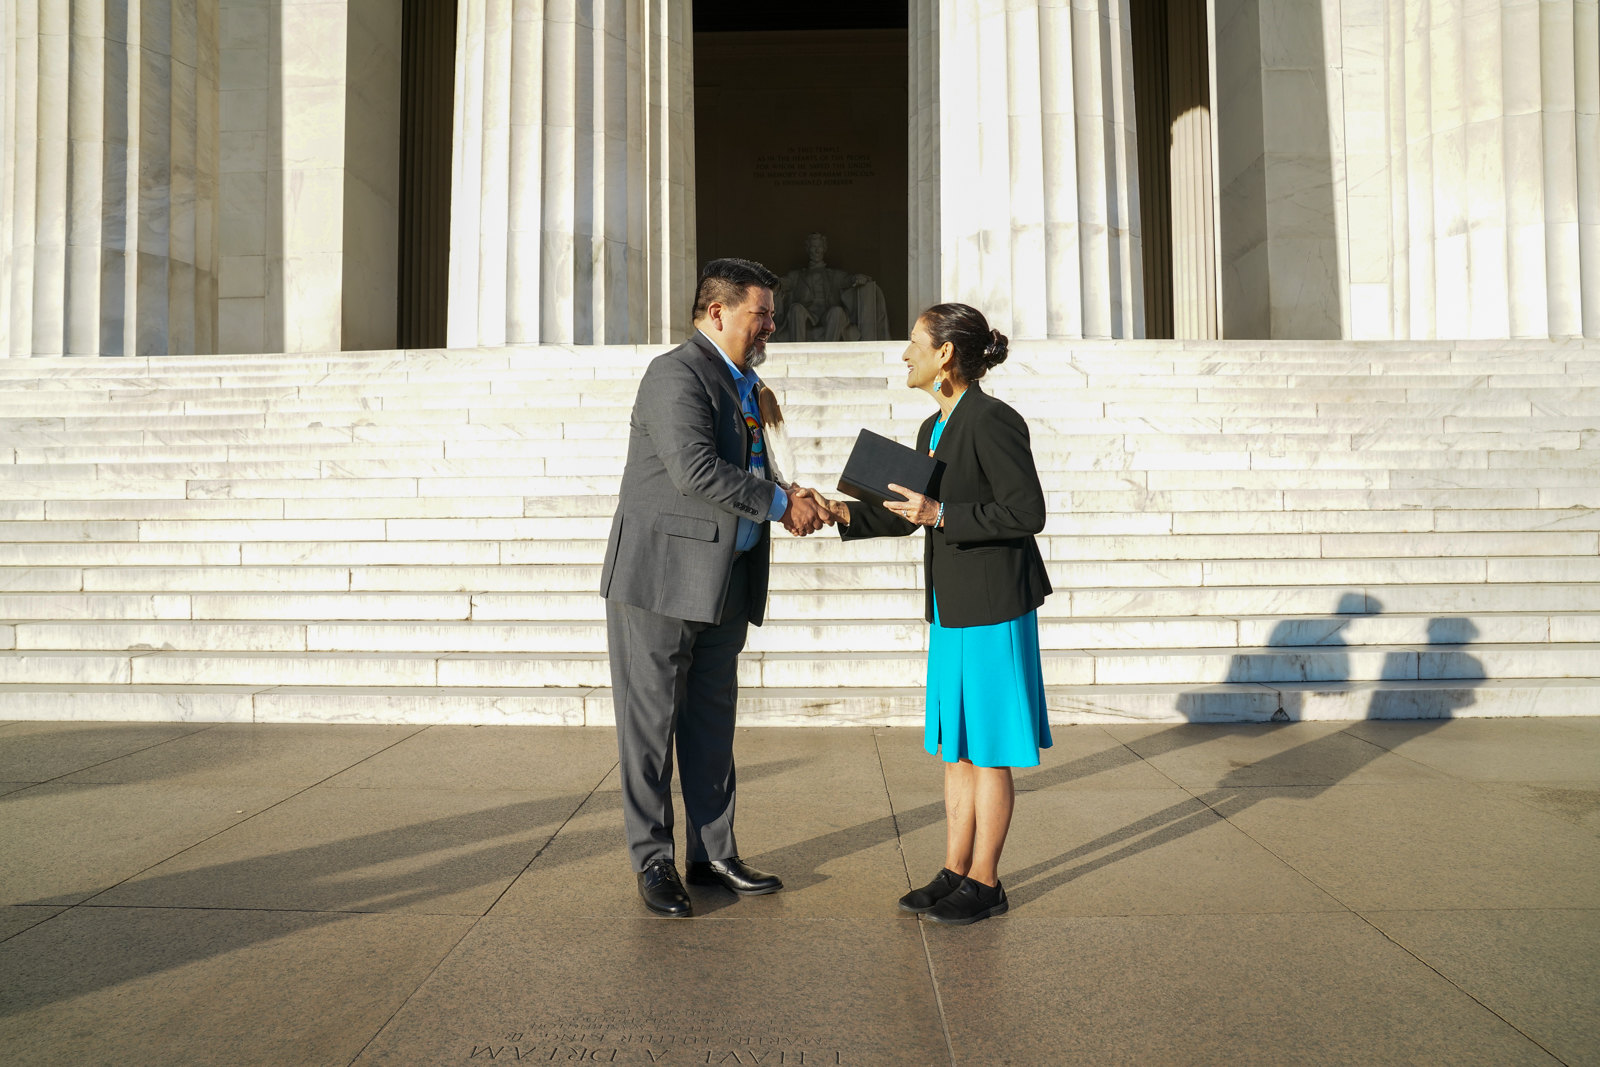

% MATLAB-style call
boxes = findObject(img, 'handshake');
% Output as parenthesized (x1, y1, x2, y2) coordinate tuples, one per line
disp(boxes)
(779, 485, 852, 537)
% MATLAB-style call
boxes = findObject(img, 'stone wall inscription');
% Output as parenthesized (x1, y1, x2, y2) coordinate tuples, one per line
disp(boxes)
(466, 1022, 854, 1063)
(752, 149, 876, 188)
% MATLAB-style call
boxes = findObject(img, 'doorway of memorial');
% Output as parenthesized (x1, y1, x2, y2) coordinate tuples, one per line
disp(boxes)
(693, 3, 909, 341)
(1130, 0, 1218, 340)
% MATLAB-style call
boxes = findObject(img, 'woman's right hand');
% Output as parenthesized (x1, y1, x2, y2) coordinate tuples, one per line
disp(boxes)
(793, 486, 850, 525)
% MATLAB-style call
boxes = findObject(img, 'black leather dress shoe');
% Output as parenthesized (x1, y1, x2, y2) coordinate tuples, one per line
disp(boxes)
(898, 867, 964, 914)
(686, 856, 783, 896)
(923, 877, 1008, 925)
(637, 858, 692, 917)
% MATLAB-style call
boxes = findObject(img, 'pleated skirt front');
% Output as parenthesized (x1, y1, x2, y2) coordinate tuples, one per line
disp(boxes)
(924, 602, 1052, 768)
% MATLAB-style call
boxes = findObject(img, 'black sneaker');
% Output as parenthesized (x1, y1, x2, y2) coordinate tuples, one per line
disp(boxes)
(923, 877, 1008, 925)
(898, 867, 964, 914)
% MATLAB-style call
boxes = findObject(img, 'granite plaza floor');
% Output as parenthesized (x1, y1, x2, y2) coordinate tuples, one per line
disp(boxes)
(1, 717, 1597, 1066)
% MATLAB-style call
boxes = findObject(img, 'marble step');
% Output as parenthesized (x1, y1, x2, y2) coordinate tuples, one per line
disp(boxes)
(1083, 642, 1600, 684)
(10, 380, 1600, 411)
(7, 502, 1598, 539)
(9, 411, 1595, 442)
(8, 491, 1589, 525)
(12, 598, 1600, 662)
(8, 367, 1594, 407)
(6, 578, 1597, 630)
(4, 527, 1596, 580)
(1, 468, 1593, 505)
(3, 525, 1597, 573)
(7, 428, 1590, 459)
(9, 391, 1596, 427)
(8, 404, 1597, 442)
(38, 496, 530, 520)
(1, 638, 1593, 690)
(0, 676, 1592, 725)
(22, 561, 1600, 610)
(1064, 488, 1564, 511)
(4, 556, 1596, 609)
(4, 527, 1598, 567)
(14, 365, 1600, 393)
(12, 441, 1593, 477)
(2, 506, 1595, 541)
(8, 409, 1593, 446)
(0, 649, 1092, 689)
(1, 341, 1592, 377)
(7, 569, 1596, 625)
(9, 353, 1597, 382)
(0, 515, 1580, 555)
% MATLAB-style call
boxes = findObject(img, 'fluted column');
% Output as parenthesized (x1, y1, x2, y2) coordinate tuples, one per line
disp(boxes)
(0, 7, 7, 354)
(1339, 0, 1600, 339)
(1215, 0, 1342, 339)
(2, 3, 39, 356)
(1166, 0, 1216, 339)
(448, 0, 693, 348)
(908, 2, 941, 318)
(911, 0, 1143, 339)
(1580, 0, 1600, 335)
(1, 0, 218, 357)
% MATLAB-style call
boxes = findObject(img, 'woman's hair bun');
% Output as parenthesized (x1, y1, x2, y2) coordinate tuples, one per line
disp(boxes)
(982, 329, 1009, 369)
(920, 302, 1007, 381)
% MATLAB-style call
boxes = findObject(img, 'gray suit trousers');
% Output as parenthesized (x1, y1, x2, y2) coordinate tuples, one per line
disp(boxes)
(606, 554, 751, 871)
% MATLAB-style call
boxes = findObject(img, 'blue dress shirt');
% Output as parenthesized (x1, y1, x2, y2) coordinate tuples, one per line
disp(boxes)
(700, 330, 787, 551)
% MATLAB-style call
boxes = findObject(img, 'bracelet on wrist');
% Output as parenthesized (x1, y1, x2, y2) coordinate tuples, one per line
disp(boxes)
(934, 501, 945, 528)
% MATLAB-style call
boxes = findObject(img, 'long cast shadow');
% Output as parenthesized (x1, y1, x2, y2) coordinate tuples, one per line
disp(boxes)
(0, 754, 803, 1016)
(1005, 612, 1485, 907)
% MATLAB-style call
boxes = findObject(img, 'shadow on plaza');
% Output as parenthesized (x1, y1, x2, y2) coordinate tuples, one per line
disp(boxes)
(0, 753, 792, 1017)
(724, 595, 1491, 910)
(1002, 597, 1486, 907)
(3, 598, 1490, 1008)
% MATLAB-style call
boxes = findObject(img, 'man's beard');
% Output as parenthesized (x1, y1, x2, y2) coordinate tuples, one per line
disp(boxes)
(746, 340, 767, 368)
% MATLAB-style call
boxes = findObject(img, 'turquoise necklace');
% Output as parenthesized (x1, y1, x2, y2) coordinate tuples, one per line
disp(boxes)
(930, 389, 965, 453)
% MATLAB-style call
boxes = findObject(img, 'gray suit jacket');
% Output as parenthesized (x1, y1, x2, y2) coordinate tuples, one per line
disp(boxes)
(600, 332, 775, 626)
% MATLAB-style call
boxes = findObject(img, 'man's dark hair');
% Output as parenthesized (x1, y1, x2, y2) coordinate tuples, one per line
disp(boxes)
(692, 258, 779, 321)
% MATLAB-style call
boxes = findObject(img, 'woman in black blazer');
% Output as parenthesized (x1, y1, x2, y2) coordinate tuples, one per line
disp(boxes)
(812, 302, 1052, 925)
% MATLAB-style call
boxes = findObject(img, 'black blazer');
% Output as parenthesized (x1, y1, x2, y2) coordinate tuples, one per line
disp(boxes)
(841, 382, 1051, 627)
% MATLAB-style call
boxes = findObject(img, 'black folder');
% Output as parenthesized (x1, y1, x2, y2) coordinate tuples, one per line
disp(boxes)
(837, 428, 945, 504)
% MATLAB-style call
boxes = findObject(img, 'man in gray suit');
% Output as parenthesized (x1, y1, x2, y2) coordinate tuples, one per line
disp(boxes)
(601, 258, 831, 917)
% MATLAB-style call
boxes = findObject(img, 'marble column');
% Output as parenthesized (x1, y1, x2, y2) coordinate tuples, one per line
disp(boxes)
(1129, 0, 1217, 340)
(1338, 0, 1600, 339)
(1167, 0, 1216, 339)
(1215, 0, 1343, 340)
(908, 2, 941, 320)
(267, 0, 349, 354)
(910, 0, 1144, 340)
(1, 0, 218, 357)
(217, 0, 397, 356)
(217, 0, 268, 353)
(340, 0, 401, 351)
(448, 0, 694, 348)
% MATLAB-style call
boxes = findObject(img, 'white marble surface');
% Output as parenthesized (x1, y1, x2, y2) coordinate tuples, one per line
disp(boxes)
(0, 1, 211, 355)
(1332, 0, 1600, 339)
(914, 0, 1143, 339)
(4, 0, 1600, 356)
(1, 337, 1596, 724)
(447, 0, 692, 348)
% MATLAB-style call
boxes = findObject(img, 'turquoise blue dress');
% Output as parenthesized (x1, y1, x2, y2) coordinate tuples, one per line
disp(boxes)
(924, 410, 1053, 768)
